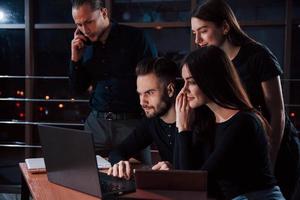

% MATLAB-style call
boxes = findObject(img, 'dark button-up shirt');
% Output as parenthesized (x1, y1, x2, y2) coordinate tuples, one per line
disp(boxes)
(108, 117, 177, 164)
(69, 21, 157, 112)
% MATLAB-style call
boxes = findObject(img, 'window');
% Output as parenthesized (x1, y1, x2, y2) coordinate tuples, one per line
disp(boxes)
(0, 0, 299, 154)
(112, 0, 191, 22)
(0, 0, 24, 24)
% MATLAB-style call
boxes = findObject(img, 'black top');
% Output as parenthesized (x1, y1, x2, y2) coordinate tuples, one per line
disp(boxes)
(232, 42, 282, 121)
(174, 111, 276, 199)
(108, 117, 177, 165)
(69, 21, 157, 112)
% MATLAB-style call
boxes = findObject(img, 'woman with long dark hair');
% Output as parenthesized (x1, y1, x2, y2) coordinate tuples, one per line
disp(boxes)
(190, 0, 299, 198)
(175, 46, 285, 200)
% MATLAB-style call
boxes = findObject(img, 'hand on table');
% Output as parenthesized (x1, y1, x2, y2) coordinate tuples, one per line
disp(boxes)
(151, 161, 172, 170)
(107, 160, 131, 180)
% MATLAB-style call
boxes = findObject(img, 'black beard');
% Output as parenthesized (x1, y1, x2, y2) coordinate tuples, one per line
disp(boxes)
(153, 93, 173, 118)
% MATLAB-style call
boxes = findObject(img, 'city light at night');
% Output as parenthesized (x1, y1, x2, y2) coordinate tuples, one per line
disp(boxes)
(0, 10, 6, 22)
(19, 113, 24, 118)
(291, 112, 296, 118)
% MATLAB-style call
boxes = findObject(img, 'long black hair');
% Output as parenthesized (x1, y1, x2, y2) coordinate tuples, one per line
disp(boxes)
(192, 0, 254, 46)
(182, 46, 270, 144)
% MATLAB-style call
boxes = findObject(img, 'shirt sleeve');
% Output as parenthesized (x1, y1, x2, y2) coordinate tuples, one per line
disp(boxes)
(173, 131, 195, 170)
(69, 60, 91, 95)
(108, 119, 153, 164)
(254, 45, 283, 82)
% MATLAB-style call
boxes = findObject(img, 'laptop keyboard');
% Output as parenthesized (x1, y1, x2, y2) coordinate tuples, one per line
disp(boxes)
(100, 180, 123, 193)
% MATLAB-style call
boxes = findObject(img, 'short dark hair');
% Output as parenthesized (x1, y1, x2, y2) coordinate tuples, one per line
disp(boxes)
(71, 0, 104, 10)
(136, 57, 178, 85)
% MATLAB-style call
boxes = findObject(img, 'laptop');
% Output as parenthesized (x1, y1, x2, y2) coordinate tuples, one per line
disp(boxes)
(38, 125, 136, 199)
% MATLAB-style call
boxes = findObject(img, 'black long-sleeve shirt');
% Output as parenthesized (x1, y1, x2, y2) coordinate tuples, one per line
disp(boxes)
(174, 111, 276, 199)
(69, 21, 157, 112)
(108, 117, 177, 165)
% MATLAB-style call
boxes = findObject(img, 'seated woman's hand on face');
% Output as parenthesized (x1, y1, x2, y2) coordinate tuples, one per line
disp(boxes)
(107, 160, 131, 180)
(175, 88, 194, 132)
(151, 161, 172, 170)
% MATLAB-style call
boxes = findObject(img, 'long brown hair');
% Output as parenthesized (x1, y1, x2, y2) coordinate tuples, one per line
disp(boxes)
(192, 0, 254, 46)
(182, 46, 270, 144)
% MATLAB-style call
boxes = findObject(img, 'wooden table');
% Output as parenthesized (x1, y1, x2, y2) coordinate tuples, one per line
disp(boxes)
(122, 189, 208, 200)
(20, 163, 99, 200)
(20, 162, 211, 200)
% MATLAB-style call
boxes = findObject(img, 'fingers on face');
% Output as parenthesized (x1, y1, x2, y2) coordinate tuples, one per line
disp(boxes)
(72, 39, 85, 50)
(176, 92, 188, 112)
(74, 28, 80, 37)
(182, 93, 187, 110)
(72, 30, 87, 50)
(75, 34, 87, 42)
(74, 28, 86, 40)
(178, 87, 184, 96)
(176, 93, 183, 110)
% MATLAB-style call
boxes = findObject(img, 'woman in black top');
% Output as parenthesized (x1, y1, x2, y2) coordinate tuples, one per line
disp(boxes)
(190, 0, 300, 198)
(175, 46, 285, 200)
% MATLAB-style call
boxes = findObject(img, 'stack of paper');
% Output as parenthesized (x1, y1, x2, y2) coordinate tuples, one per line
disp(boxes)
(25, 158, 45, 170)
(96, 155, 112, 169)
(25, 155, 112, 172)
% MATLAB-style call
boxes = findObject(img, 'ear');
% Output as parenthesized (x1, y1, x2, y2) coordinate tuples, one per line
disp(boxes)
(100, 8, 108, 19)
(222, 20, 230, 35)
(167, 83, 175, 98)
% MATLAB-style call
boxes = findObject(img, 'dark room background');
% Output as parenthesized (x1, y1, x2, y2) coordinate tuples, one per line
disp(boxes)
(0, 0, 299, 189)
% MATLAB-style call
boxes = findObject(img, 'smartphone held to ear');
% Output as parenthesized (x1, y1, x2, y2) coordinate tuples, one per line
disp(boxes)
(76, 29, 92, 45)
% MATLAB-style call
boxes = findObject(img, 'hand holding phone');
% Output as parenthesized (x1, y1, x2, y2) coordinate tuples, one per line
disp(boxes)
(76, 29, 92, 45)
(71, 28, 91, 62)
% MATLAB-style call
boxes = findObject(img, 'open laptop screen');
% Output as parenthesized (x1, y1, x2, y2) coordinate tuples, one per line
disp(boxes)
(38, 125, 102, 197)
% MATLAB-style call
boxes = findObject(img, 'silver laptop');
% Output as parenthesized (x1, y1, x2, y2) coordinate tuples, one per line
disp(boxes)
(38, 125, 135, 199)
